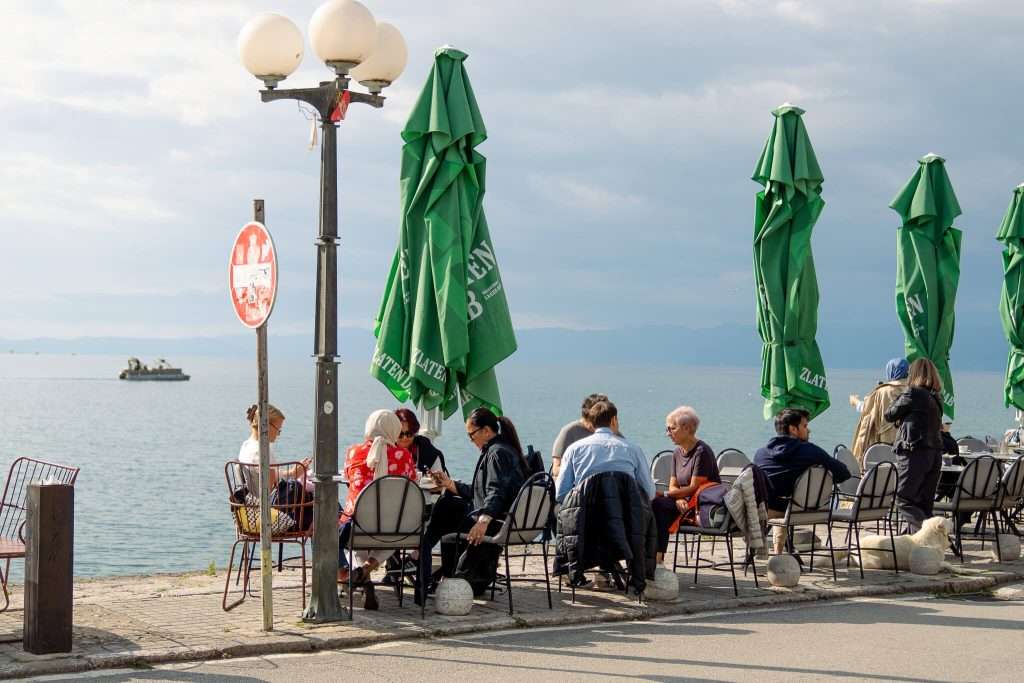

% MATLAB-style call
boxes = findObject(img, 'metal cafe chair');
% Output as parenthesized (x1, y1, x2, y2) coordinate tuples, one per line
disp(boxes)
(0, 457, 80, 612)
(674, 506, 760, 597)
(863, 443, 897, 468)
(222, 461, 313, 611)
(650, 450, 674, 495)
(831, 462, 899, 578)
(444, 472, 555, 616)
(768, 465, 839, 581)
(996, 455, 1024, 535)
(347, 475, 427, 618)
(833, 445, 862, 494)
(934, 455, 1002, 563)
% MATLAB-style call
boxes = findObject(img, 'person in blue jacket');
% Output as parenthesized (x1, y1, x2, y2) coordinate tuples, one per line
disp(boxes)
(754, 408, 851, 554)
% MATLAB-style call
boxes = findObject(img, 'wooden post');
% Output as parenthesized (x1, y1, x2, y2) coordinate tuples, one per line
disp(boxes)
(24, 483, 74, 654)
(255, 198, 273, 631)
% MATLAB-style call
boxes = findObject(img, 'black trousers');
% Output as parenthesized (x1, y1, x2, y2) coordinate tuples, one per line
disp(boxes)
(652, 496, 683, 553)
(896, 449, 943, 532)
(422, 493, 502, 595)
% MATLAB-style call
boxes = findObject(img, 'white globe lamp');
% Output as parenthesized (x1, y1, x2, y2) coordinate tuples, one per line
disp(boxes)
(349, 22, 408, 93)
(309, 0, 378, 74)
(238, 14, 304, 88)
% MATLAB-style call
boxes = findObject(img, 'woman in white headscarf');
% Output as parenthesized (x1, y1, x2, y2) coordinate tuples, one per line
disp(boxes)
(337, 410, 417, 609)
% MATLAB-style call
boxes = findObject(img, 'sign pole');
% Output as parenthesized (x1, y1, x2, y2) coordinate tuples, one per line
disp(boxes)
(254, 199, 273, 631)
(228, 198, 279, 629)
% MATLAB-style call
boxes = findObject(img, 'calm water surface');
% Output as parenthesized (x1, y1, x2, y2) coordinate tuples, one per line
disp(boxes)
(0, 353, 1015, 578)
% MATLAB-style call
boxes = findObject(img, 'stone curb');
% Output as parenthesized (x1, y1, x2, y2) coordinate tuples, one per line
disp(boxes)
(3, 568, 1022, 679)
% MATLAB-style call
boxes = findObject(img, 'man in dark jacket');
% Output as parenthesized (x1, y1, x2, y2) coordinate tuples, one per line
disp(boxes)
(754, 408, 851, 553)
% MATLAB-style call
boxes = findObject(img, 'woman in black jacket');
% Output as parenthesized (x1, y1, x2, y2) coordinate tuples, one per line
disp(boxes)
(884, 357, 947, 532)
(422, 408, 529, 595)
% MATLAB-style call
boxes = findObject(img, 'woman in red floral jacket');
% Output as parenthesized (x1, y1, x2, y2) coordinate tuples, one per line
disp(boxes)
(337, 409, 416, 609)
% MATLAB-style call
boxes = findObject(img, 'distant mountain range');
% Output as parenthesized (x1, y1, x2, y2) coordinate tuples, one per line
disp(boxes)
(0, 314, 1011, 372)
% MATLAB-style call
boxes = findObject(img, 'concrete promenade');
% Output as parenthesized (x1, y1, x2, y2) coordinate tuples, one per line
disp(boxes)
(1, 538, 1022, 680)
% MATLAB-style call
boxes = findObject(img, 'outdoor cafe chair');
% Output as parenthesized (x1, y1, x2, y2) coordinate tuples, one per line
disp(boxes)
(222, 460, 313, 611)
(934, 455, 1002, 563)
(995, 455, 1024, 536)
(673, 506, 760, 597)
(767, 465, 839, 581)
(956, 436, 989, 454)
(650, 450, 674, 495)
(716, 448, 750, 486)
(347, 475, 427, 618)
(830, 462, 899, 578)
(0, 457, 80, 612)
(833, 445, 862, 500)
(863, 443, 897, 469)
(443, 472, 555, 616)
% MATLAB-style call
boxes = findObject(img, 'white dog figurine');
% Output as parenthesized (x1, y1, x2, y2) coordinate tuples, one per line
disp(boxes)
(856, 516, 953, 570)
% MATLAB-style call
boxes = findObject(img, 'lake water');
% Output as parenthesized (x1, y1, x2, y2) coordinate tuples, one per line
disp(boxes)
(0, 353, 1016, 578)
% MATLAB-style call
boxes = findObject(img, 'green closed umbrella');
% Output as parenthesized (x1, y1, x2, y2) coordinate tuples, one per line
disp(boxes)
(371, 47, 516, 419)
(997, 184, 1024, 410)
(752, 104, 830, 420)
(889, 153, 962, 418)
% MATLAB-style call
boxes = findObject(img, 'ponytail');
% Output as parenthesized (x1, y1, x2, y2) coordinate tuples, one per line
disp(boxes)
(497, 416, 523, 459)
(246, 403, 284, 429)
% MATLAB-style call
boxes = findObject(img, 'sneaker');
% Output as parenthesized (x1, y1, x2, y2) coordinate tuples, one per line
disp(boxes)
(567, 575, 593, 589)
(592, 572, 612, 590)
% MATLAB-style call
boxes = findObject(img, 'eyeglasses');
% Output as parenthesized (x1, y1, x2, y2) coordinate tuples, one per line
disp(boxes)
(399, 431, 414, 438)
(467, 426, 484, 439)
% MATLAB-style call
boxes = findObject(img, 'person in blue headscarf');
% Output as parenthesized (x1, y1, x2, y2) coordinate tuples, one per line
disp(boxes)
(850, 358, 910, 465)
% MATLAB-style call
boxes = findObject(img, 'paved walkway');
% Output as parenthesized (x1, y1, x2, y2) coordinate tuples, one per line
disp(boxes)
(1, 537, 1022, 679)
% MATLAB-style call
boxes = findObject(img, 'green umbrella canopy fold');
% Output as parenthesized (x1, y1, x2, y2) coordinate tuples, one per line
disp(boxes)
(752, 104, 830, 420)
(371, 47, 516, 419)
(889, 153, 962, 418)
(998, 184, 1024, 411)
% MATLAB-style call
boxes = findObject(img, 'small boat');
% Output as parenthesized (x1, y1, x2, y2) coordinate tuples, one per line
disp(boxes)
(119, 358, 190, 381)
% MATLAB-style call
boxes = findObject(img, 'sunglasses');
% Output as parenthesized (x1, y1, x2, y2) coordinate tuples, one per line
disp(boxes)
(399, 431, 414, 438)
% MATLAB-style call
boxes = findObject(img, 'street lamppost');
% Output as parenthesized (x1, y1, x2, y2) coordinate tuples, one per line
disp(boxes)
(238, 0, 407, 623)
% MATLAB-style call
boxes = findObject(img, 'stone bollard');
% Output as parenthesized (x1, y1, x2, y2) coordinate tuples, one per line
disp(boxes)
(434, 578, 473, 616)
(645, 568, 680, 601)
(909, 546, 941, 575)
(767, 554, 801, 587)
(24, 483, 74, 655)
(993, 534, 1022, 563)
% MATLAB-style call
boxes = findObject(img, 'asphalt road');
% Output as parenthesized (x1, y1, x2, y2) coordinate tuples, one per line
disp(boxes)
(28, 593, 1024, 683)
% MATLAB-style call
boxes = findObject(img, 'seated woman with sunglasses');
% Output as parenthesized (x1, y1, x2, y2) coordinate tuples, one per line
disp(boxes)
(394, 408, 448, 475)
(337, 409, 417, 610)
(421, 407, 530, 597)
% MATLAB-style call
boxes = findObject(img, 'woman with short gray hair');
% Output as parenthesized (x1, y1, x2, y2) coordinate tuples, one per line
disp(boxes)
(652, 405, 720, 562)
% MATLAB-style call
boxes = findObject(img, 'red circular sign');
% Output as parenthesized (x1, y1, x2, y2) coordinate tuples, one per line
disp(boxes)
(228, 221, 278, 328)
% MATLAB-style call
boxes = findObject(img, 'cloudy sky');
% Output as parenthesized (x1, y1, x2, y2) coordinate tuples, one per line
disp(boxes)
(1, 0, 1022, 343)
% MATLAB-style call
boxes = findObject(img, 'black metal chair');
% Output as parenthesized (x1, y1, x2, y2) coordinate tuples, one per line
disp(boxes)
(347, 475, 427, 618)
(650, 450, 674, 495)
(831, 462, 899, 578)
(768, 465, 839, 581)
(934, 455, 1002, 563)
(674, 507, 759, 597)
(444, 472, 555, 615)
(997, 455, 1024, 535)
